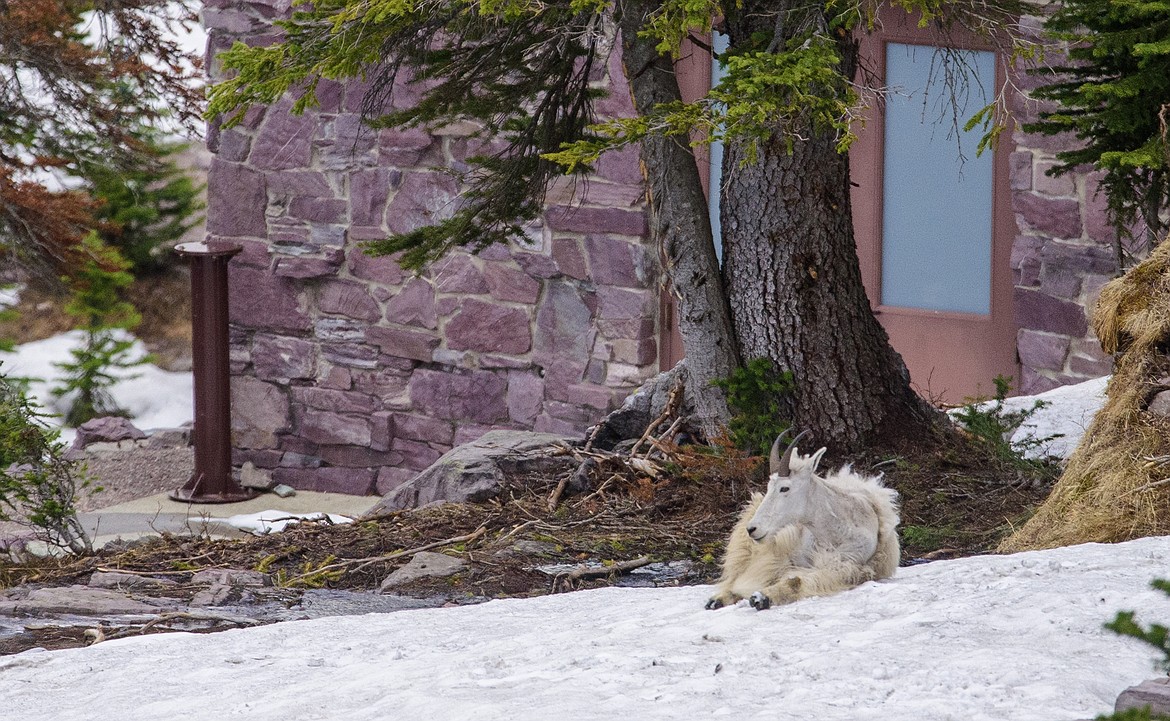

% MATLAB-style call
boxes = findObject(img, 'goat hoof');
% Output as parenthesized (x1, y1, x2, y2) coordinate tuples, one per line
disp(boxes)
(748, 592, 771, 611)
(705, 597, 724, 610)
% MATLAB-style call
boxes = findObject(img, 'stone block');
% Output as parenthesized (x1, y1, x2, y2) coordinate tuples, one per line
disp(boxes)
(231, 376, 290, 449)
(365, 325, 438, 363)
(545, 205, 647, 237)
(484, 262, 541, 303)
(410, 367, 508, 423)
(564, 383, 614, 411)
(506, 371, 545, 426)
(314, 318, 365, 343)
(266, 171, 334, 199)
(252, 334, 316, 381)
(1009, 151, 1032, 191)
(322, 342, 380, 369)
(594, 145, 644, 185)
(385, 278, 438, 329)
(533, 282, 595, 363)
(274, 467, 375, 495)
(291, 387, 377, 414)
(392, 413, 455, 445)
(433, 254, 488, 294)
(298, 409, 373, 447)
(1016, 330, 1070, 372)
(250, 99, 316, 170)
(319, 281, 381, 322)
(512, 251, 560, 280)
(542, 360, 587, 403)
(393, 438, 445, 470)
(376, 466, 416, 495)
(377, 126, 436, 166)
(585, 234, 651, 288)
(288, 196, 348, 224)
(551, 237, 589, 280)
(385, 171, 459, 234)
(348, 246, 407, 285)
(1013, 288, 1088, 337)
(446, 299, 532, 354)
(595, 286, 656, 339)
(1013, 192, 1082, 239)
(351, 167, 399, 226)
(229, 266, 310, 332)
(453, 424, 494, 446)
(207, 160, 267, 238)
(1033, 160, 1076, 197)
(316, 445, 403, 468)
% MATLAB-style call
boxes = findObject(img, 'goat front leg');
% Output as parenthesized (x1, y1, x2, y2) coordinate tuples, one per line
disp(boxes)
(749, 562, 868, 610)
(705, 586, 742, 610)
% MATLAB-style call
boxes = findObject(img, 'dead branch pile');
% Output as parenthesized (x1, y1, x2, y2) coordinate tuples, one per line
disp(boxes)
(1001, 240, 1170, 550)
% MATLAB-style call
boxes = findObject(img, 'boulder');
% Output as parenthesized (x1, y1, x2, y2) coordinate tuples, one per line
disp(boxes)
(586, 360, 694, 450)
(71, 416, 147, 450)
(0, 585, 176, 616)
(365, 430, 574, 513)
(1116, 678, 1170, 716)
(379, 551, 467, 591)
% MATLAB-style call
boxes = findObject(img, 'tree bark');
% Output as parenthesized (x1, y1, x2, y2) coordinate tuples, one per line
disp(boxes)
(720, 5, 944, 453)
(616, 4, 741, 437)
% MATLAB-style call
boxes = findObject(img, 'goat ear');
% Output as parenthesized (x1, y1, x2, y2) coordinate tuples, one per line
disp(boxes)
(809, 447, 828, 473)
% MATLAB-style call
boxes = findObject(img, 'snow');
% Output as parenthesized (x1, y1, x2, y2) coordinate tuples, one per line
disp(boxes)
(215, 511, 356, 535)
(951, 376, 1110, 461)
(0, 330, 193, 443)
(3, 536, 1170, 720)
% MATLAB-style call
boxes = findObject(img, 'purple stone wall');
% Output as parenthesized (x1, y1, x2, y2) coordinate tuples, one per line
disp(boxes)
(205, 0, 658, 495)
(1008, 17, 1122, 394)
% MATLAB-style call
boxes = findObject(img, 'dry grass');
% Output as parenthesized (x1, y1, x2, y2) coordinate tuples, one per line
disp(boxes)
(1001, 241, 1170, 551)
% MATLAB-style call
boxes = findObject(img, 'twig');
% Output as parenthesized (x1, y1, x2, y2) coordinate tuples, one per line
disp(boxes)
(494, 519, 539, 546)
(1123, 477, 1170, 497)
(547, 477, 569, 512)
(284, 526, 488, 584)
(629, 378, 685, 456)
(553, 555, 653, 591)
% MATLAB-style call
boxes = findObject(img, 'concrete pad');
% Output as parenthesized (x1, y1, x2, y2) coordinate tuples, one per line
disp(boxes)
(79, 491, 379, 549)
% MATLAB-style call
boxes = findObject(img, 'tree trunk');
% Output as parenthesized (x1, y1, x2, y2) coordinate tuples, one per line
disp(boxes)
(720, 6, 944, 453)
(616, 4, 741, 437)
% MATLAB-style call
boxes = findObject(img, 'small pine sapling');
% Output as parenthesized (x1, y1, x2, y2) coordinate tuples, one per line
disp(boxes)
(52, 232, 148, 426)
(0, 365, 93, 554)
(712, 357, 794, 456)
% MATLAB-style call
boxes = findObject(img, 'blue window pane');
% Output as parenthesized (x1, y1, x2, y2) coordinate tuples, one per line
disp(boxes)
(881, 43, 996, 315)
(709, 31, 730, 264)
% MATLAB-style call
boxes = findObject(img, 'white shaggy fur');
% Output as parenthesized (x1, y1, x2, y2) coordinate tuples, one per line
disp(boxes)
(706, 443, 900, 610)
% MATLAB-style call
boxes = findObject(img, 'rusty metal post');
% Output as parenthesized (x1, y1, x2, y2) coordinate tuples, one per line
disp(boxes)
(170, 240, 257, 503)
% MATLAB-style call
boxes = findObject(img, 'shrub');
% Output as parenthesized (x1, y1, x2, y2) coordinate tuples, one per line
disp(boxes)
(712, 357, 794, 457)
(0, 366, 92, 555)
(951, 375, 1061, 477)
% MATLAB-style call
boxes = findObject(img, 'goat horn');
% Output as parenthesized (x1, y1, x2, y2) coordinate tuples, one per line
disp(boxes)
(770, 429, 810, 477)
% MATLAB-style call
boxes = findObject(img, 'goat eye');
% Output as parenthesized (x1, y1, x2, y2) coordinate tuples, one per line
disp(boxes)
(779, 486, 790, 493)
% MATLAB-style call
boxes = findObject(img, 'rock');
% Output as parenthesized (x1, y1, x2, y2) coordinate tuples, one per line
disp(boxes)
(71, 417, 147, 451)
(586, 360, 694, 450)
(239, 462, 276, 490)
(272, 483, 297, 498)
(191, 583, 251, 607)
(365, 430, 575, 513)
(494, 540, 559, 559)
(190, 569, 272, 588)
(0, 586, 176, 616)
(146, 428, 191, 449)
(88, 572, 178, 591)
(379, 552, 467, 591)
(1116, 678, 1170, 716)
(1149, 391, 1170, 417)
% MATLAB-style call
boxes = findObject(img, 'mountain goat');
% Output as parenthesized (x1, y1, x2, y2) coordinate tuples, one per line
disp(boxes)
(706, 431, 900, 610)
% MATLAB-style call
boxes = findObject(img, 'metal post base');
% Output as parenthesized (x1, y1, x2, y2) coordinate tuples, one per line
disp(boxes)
(170, 474, 259, 504)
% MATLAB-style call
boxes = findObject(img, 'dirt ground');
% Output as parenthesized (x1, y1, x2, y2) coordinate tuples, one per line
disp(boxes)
(0, 434, 1056, 653)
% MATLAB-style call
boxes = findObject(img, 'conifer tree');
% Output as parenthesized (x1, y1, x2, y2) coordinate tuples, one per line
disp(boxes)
(1026, 0, 1170, 260)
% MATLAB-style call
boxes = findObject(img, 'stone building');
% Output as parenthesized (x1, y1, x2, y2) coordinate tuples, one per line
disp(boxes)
(204, 1, 1122, 495)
